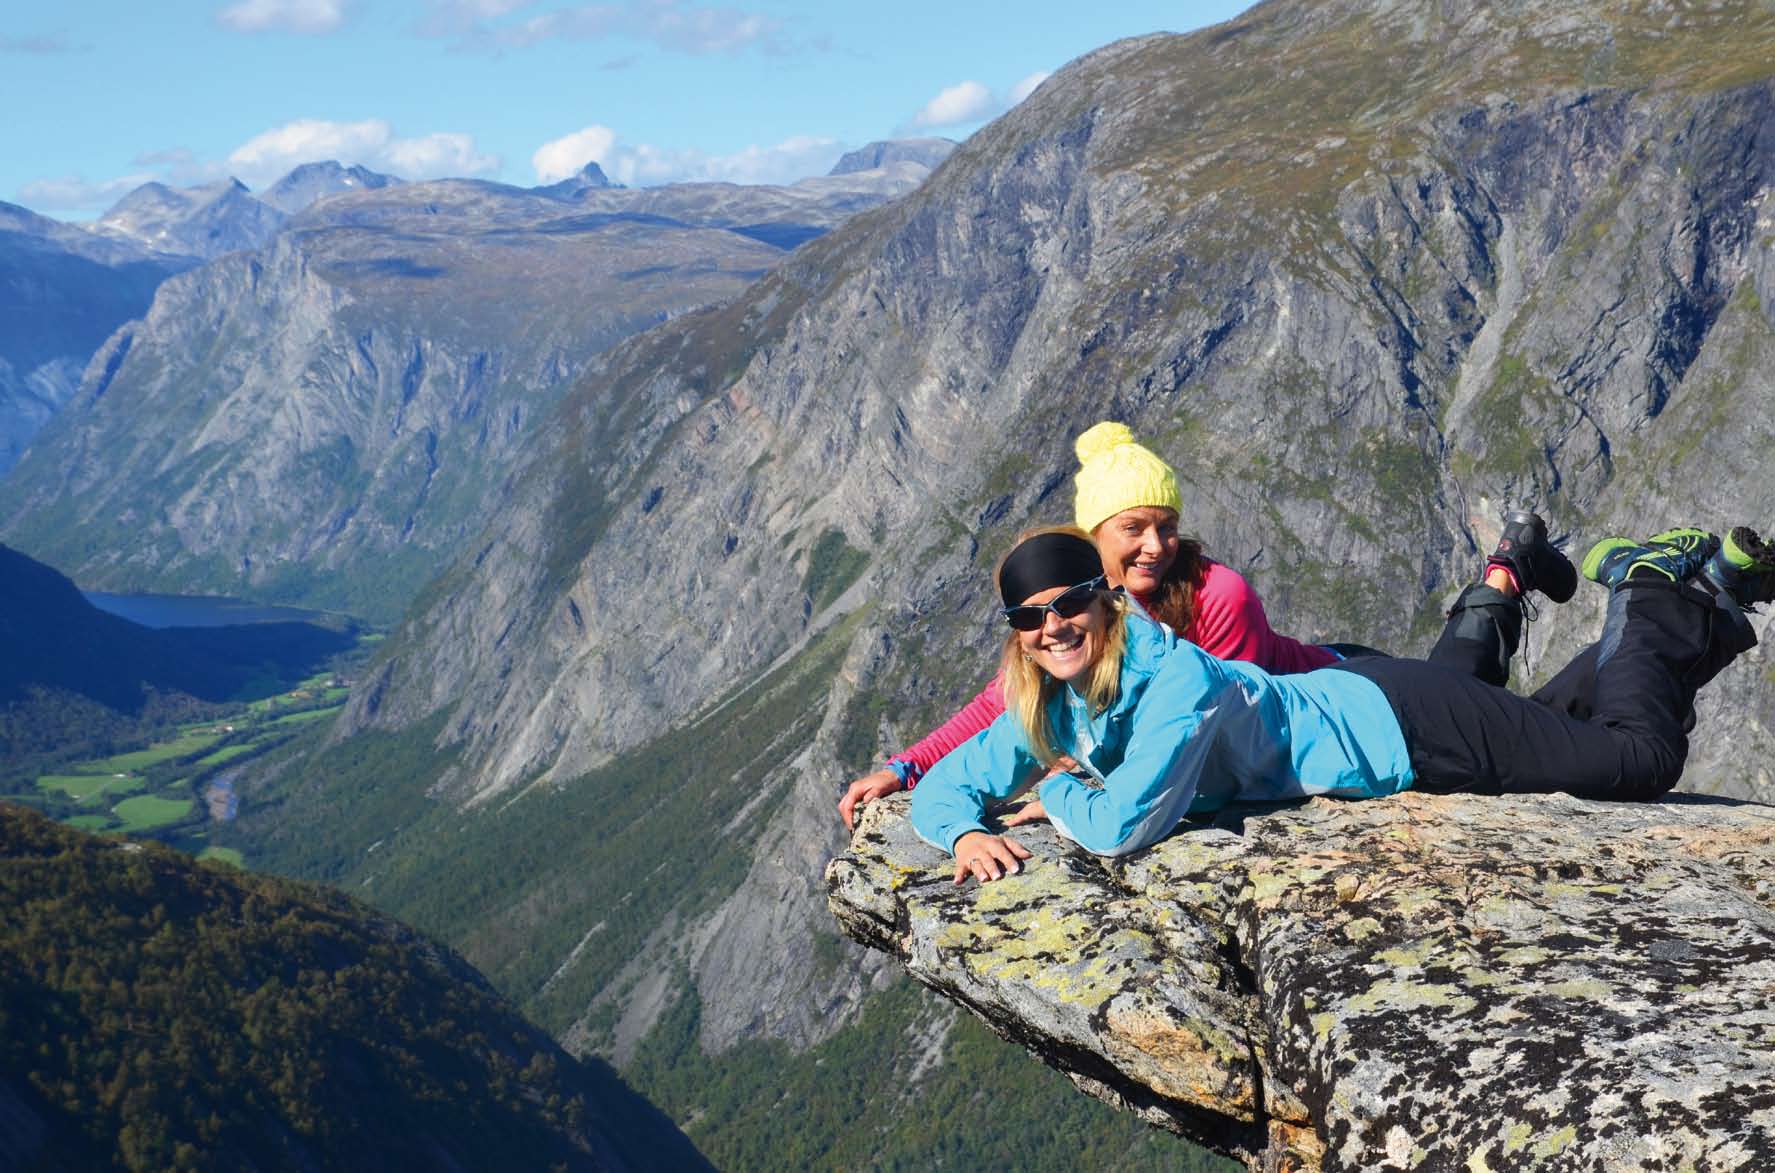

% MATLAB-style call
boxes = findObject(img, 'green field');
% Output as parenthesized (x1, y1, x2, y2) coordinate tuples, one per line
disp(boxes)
(112, 795, 195, 832)
(269, 705, 343, 726)
(37, 774, 143, 802)
(195, 744, 259, 768)
(64, 814, 115, 831)
(10, 636, 363, 860)
(84, 729, 226, 774)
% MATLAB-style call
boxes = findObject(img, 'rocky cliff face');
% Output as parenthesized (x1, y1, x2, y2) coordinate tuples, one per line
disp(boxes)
(0, 164, 936, 621)
(0, 202, 194, 474)
(828, 791, 1775, 1171)
(219, 0, 1775, 1160)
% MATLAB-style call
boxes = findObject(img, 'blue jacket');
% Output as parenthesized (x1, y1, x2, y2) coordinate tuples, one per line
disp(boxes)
(909, 612, 1413, 857)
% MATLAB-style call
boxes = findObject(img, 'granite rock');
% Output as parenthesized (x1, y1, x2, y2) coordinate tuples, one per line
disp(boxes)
(828, 791, 1775, 1170)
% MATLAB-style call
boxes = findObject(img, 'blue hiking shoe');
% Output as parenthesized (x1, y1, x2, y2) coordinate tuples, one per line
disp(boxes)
(1702, 526, 1775, 611)
(1581, 527, 1720, 589)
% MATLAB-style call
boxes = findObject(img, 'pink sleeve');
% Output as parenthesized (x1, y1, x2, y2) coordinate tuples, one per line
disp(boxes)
(888, 672, 1008, 787)
(1183, 562, 1338, 674)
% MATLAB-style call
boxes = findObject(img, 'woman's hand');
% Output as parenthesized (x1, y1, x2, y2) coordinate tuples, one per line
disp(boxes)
(952, 831, 1033, 885)
(1002, 798, 1047, 826)
(839, 768, 904, 830)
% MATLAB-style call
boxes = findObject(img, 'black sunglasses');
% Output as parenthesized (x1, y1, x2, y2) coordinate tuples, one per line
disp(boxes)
(1001, 577, 1107, 631)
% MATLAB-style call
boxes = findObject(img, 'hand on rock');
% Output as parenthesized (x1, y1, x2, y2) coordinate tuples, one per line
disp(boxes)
(952, 832, 1033, 885)
(839, 768, 903, 830)
(1002, 798, 1047, 827)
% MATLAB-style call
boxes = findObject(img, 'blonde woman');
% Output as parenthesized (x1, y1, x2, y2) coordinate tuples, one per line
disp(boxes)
(912, 526, 1765, 884)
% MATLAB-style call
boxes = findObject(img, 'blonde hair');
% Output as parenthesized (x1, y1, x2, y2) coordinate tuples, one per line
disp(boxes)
(995, 525, 1129, 768)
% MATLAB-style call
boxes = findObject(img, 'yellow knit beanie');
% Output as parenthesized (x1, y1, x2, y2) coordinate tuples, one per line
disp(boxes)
(1072, 421, 1182, 534)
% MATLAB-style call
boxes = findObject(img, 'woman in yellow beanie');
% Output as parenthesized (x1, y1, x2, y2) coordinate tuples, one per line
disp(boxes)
(840, 421, 1338, 828)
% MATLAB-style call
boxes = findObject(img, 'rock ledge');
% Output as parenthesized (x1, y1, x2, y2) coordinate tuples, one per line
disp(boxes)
(826, 792, 1775, 1170)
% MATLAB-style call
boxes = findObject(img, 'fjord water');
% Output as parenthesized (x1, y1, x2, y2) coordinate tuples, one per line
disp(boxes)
(83, 590, 339, 629)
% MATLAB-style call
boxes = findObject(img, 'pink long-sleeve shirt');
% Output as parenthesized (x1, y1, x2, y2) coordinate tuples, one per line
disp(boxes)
(887, 560, 1336, 785)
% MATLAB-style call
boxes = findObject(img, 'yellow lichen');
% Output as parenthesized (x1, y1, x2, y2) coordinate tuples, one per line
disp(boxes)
(1343, 978, 1478, 1015)
(1342, 916, 1385, 941)
(1531, 1124, 1579, 1158)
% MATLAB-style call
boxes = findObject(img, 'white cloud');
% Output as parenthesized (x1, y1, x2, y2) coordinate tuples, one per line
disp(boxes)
(17, 173, 158, 214)
(911, 81, 993, 130)
(226, 119, 499, 185)
(417, 0, 540, 37)
(384, 133, 502, 179)
(422, 0, 782, 55)
(216, 0, 350, 34)
(531, 126, 841, 187)
(905, 72, 1053, 133)
(642, 3, 775, 54)
(532, 126, 619, 183)
(1009, 71, 1051, 105)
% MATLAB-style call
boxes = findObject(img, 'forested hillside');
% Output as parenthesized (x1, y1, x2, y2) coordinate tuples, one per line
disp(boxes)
(0, 804, 708, 1171)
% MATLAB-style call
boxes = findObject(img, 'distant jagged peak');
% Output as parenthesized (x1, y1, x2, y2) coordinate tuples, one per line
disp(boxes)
(92, 175, 285, 261)
(261, 160, 403, 214)
(828, 137, 957, 176)
(532, 160, 618, 201)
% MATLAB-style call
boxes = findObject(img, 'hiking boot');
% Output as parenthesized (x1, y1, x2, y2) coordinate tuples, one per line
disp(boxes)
(1581, 527, 1720, 589)
(1702, 526, 1775, 610)
(1486, 510, 1577, 603)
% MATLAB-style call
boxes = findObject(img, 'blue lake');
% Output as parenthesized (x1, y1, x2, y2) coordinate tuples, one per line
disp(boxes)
(83, 592, 338, 629)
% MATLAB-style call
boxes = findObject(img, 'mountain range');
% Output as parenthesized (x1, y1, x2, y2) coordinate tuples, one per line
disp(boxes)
(0, 142, 955, 621)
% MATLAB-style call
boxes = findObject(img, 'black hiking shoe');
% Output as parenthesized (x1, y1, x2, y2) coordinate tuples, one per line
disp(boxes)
(1486, 511, 1577, 604)
(1581, 527, 1720, 589)
(1702, 526, 1775, 611)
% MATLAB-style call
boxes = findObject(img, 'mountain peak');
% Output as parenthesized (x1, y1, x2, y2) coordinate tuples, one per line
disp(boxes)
(828, 138, 957, 176)
(262, 160, 403, 214)
(532, 160, 616, 200)
(93, 176, 285, 260)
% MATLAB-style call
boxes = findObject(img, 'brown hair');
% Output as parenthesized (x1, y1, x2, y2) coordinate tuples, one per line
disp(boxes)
(995, 526, 1130, 767)
(1141, 536, 1207, 633)
(1089, 508, 1207, 634)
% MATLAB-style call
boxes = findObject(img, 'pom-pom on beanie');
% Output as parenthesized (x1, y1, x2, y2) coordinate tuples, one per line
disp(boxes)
(1072, 421, 1182, 534)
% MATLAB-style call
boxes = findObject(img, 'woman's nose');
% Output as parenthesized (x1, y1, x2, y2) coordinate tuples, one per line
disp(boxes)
(1042, 609, 1067, 636)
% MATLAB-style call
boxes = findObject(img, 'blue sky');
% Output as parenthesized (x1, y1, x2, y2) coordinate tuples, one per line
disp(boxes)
(4, 1, 1253, 219)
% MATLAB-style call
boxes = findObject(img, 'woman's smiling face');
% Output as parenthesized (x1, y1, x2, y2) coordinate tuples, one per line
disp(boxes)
(1016, 585, 1110, 684)
(1093, 506, 1180, 596)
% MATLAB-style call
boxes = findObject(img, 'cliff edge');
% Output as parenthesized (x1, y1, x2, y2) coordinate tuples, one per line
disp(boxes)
(827, 791, 1775, 1170)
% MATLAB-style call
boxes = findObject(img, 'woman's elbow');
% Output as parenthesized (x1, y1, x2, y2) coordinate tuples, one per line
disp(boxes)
(1059, 818, 1149, 858)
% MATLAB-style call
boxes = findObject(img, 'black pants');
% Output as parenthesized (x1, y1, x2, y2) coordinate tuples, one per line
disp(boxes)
(1422, 581, 1601, 717)
(1332, 581, 1754, 800)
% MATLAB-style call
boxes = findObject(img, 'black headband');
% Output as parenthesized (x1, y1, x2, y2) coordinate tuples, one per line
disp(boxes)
(998, 532, 1103, 607)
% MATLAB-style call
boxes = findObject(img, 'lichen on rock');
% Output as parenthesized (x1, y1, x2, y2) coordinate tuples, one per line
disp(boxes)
(827, 791, 1775, 1170)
